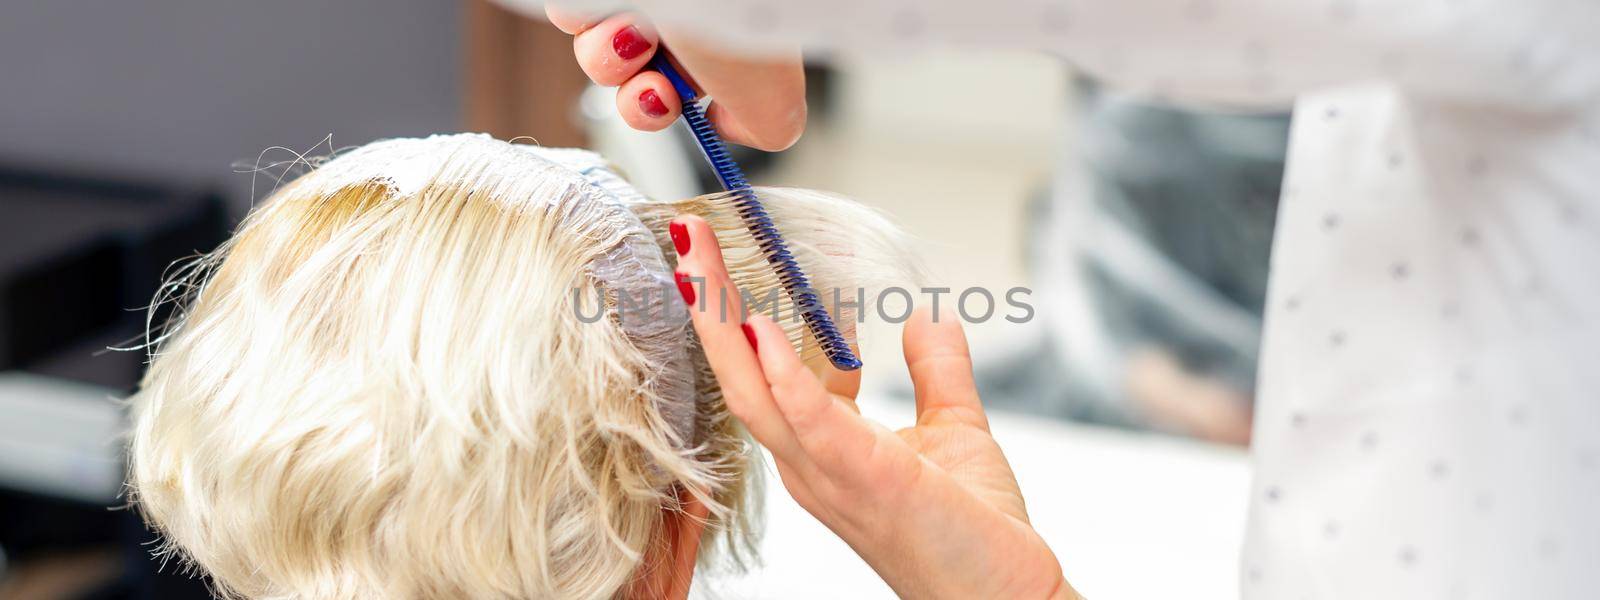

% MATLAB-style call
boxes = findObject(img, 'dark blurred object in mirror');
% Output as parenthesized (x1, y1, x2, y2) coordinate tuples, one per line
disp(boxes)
(0, 166, 227, 390)
(1, 164, 228, 599)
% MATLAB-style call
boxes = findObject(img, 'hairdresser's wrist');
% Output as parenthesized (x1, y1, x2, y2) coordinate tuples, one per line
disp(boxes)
(869, 522, 1074, 600)
(891, 565, 1078, 600)
(1049, 576, 1085, 600)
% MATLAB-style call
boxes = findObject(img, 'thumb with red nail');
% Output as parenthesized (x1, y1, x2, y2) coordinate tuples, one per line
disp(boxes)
(542, 5, 807, 152)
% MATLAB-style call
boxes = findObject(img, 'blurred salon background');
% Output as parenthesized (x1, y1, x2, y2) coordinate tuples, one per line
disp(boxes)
(0, 2, 1283, 598)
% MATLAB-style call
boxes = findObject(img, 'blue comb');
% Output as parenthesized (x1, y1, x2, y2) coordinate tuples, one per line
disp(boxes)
(650, 52, 862, 371)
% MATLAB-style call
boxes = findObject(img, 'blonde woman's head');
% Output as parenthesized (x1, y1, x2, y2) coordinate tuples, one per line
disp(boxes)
(128, 134, 916, 599)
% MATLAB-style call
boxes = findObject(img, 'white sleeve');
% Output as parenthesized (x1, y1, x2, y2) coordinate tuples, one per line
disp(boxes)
(512, 0, 1599, 110)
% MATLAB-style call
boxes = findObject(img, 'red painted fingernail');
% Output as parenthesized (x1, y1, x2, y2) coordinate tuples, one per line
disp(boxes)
(669, 220, 690, 255)
(612, 26, 652, 60)
(640, 89, 670, 118)
(675, 272, 696, 306)
(741, 322, 758, 351)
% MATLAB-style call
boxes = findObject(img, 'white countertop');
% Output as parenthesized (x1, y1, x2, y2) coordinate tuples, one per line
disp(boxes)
(0, 372, 124, 505)
(698, 396, 1252, 599)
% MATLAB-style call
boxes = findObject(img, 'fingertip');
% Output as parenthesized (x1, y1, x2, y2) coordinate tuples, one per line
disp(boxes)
(672, 214, 712, 250)
(902, 307, 988, 431)
(742, 313, 776, 354)
(617, 72, 680, 131)
(903, 306, 968, 354)
(745, 312, 782, 341)
(572, 14, 659, 86)
(741, 314, 785, 371)
(672, 215, 719, 266)
(745, 313, 813, 387)
(741, 321, 759, 353)
(923, 305, 962, 325)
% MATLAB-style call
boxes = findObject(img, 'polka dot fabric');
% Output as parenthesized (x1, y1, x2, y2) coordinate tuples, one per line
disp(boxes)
(515, 0, 1600, 596)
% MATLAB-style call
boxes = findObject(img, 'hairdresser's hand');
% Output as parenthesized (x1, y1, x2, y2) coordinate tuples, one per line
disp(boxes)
(668, 217, 1081, 600)
(543, 6, 807, 151)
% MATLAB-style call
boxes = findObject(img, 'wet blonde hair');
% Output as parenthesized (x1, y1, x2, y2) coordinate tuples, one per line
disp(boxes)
(127, 134, 916, 599)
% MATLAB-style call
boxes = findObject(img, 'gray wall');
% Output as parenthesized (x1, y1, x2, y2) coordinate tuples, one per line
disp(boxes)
(0, 0, 462, 210)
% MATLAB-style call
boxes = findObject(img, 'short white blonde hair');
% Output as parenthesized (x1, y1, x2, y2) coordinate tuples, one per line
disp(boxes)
(128, 134, 917, 599)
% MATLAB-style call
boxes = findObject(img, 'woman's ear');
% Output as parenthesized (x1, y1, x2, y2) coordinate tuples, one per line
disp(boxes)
(625, 487, 711, 600)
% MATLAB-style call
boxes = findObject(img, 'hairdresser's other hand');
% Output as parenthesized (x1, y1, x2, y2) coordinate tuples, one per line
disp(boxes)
(669, 216, 1081, 600)
(543, 5, 807, 151)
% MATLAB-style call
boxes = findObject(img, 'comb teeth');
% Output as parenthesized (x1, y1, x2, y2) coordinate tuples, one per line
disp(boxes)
(653, 54, 862, 371)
